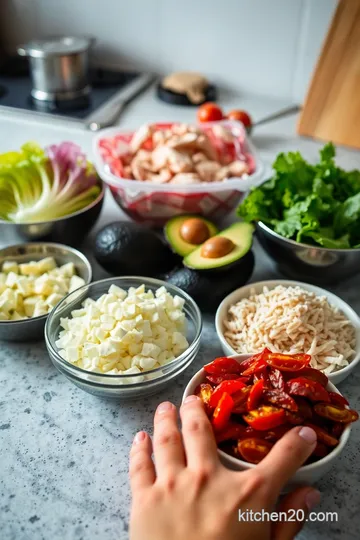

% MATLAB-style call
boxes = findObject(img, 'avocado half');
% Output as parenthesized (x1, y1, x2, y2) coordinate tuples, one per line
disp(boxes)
(164, 215, 218, 257)
(184, 222, 254, 270)
(167, 250, 255, 312)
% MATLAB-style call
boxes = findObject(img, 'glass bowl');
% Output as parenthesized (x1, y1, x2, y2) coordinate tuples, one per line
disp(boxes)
(45, 276, 202, 399)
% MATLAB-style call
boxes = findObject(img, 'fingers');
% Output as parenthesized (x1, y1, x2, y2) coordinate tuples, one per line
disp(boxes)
(272, 486, 321, 540)
(129, 431, 155, 493)
(180, 395, 219, 471)
(256, 426, 317, 498)
(153, 401, 186, 479)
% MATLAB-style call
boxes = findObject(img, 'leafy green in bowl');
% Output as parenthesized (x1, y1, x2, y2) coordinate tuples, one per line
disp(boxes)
(238, 143, 360, 249)
(0, 141, 101, 223)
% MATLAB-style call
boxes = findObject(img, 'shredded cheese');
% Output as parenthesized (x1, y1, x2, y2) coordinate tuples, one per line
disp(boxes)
(224, 285, 356, 374)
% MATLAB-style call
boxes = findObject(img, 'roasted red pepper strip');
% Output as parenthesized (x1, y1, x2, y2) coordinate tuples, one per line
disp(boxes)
(247, 379, 264, 411)
(286, 377, 330, 403)
(209, 379, 247, 409)
(294, 397, 313, 419)
(211, 392, 234, 432)
(263, 389, 298, 412)
(304, 422, 339, 447)
(243, 405, 286, 430)
(232, 387, 251, 414)
(204, 357, 241, 375)
(268, 368, 285, 391)
(313, 442, 329, 458)
(313, 403, 359, 423)
(266, 353, 311, 372)
(241, 349, 270, 376)
(215, 423, 247, 443)
(206, 374, 249, 386)
(195, 383, 214, 416)
(328, 392, 349, 408)
(237, 438, 273, 464)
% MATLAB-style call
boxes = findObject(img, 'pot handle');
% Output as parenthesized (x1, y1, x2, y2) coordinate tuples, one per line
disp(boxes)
(17, 45, 28, 56)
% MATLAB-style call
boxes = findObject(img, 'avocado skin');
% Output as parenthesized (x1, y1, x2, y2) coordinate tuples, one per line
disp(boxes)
(94, 222, 178, 276)
(166, 250, 255, 312)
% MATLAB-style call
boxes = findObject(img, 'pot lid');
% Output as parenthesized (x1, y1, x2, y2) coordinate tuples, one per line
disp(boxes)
(17, 37, 94, 58)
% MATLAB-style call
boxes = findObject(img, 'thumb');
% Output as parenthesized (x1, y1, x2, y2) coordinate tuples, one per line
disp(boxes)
(272, 486, 321, 540)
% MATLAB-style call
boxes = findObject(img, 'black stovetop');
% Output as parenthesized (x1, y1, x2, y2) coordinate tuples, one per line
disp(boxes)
(0, 57, 141, 119)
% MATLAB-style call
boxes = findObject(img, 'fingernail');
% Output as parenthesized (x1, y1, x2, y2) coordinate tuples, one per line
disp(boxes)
(157, 401, 174, 414)
(305, 489, 321, 511)
(298, 426, 317, 444)
(134, 431, 146, 444)
(184, 395, 199, 404)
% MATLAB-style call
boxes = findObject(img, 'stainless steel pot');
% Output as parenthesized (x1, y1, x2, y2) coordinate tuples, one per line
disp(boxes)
(17, 36, 94, 101)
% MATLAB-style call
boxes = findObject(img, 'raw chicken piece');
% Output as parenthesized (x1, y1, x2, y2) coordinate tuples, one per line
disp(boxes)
(131, 150, 153, 181)
(196, 134, 218, 161)
(167, 132, 199, 151)
(153, 129, 172, 147)
(192, 152, 207, 164)
(170, 173, 201, 185)
(227, 160, 249, 176)
(152, 146, 193, 173)
(195, 160, 221, 182)
(212, 124, 235, 143)
(130, 124, 155, 153)
(123, 165, 133, 178)
(215, 166, 230, 181)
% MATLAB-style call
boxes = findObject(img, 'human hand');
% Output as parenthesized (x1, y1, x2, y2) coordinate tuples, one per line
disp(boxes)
(129, 396, 320, 540)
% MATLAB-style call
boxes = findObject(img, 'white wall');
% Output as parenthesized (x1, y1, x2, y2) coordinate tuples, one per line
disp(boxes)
(2, 0, 337, 102)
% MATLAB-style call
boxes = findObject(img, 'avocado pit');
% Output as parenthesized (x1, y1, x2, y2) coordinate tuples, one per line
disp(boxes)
(180, 218, 210, 245)
(200, 236, 235, 259)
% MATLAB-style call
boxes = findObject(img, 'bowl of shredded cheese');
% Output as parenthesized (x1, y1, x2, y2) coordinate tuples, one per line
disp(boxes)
(215, 280, 360, 384)
(45, 276, 202, 398)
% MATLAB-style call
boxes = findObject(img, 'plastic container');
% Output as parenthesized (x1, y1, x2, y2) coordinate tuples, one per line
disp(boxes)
(93, 120, 265, 227)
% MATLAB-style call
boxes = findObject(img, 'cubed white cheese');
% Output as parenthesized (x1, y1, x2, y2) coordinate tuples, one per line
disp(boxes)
(69, 275, 86, 293)
(2, 261, 19, 274)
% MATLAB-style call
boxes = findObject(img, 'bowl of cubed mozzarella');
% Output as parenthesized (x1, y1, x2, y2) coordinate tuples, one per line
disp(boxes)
(0, 243, 92, 342)
(45, 276, 202, 399)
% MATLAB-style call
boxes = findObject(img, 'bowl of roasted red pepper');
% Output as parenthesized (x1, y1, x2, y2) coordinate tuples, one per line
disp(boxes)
(183, 349, 358, 487)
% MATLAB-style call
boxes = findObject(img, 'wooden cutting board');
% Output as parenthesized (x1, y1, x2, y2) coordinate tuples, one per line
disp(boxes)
(297, 0, 360, 149)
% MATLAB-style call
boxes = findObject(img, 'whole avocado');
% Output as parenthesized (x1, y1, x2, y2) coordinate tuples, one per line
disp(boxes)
(94, 221, 178, 276)
(166, 250, 255, 312)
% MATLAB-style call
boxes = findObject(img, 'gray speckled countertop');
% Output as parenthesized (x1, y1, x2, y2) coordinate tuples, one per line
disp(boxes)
(1, 103, 360, 540)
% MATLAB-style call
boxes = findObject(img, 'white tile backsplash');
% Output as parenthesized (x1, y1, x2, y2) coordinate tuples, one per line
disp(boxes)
(2, 0, 337, 101)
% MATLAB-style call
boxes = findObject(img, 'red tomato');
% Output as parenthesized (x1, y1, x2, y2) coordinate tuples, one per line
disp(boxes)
(204, 357, 241, 375)
(206, 374, 248, 386)
(328, 392, 349, 408)
(197, 102, 223, 123)
(195, 383, 214, 416)
(211, 392, 234, 432)
(262, 424, 293, 441)
(227, 109, 252, 129)
(266, 353, 311, 372)
(247, 379, 264, 411)
(237, 438, 273, 464)
(331, 422, 345, 439)
(215, 423, 247, 443)
(313, 403, 359, 424)
(263, 389, 298, 412)
(286, 377, 330, 403)
(209, 379, 247, 409)
(288, 367, 328, 387)
(304, 422, 339, 447)
(285, 411, 304, 425)
(232, 387, 252, 414)
(241, 349, 270, 376)
(243, 405, 286, 431)
(268, 368, 285, 391)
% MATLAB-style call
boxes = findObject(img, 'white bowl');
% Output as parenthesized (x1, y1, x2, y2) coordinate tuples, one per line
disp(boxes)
(183, 353, 352, 491)
(215, 280, 360, 385)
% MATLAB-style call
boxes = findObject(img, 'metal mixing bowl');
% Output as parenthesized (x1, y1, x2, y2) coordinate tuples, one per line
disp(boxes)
(0, 182, 104, 246)
(256, 221, 360, 284)
(0, 243, 92, 342)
